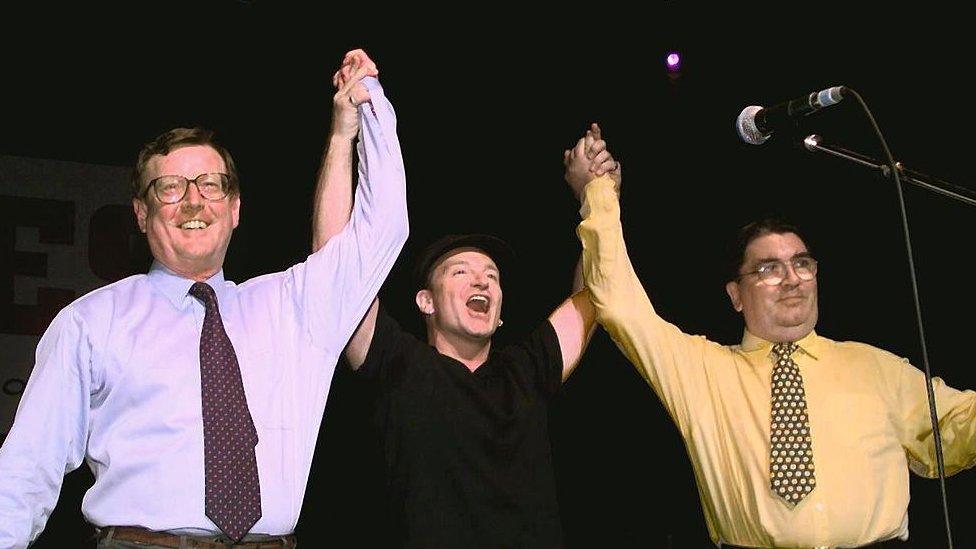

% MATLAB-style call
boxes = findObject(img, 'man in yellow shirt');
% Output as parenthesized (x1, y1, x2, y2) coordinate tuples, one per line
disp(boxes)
(567, 134, 976, 548)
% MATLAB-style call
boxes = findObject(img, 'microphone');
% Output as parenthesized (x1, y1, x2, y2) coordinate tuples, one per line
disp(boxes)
(736, 86, 847, 145)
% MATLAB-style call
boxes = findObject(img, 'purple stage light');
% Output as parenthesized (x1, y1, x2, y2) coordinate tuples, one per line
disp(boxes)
(666, 52, 681, 72)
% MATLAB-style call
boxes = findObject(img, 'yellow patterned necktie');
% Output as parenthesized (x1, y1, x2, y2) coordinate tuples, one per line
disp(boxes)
(769, 342, 816, 506)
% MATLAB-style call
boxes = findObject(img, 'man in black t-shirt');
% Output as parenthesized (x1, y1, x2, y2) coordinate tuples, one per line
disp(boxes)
(353, 233, 571, 547)
(315, 100, 619, 545)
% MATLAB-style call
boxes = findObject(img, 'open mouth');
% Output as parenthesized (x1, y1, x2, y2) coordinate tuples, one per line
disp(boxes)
(180, 219, 209, 230)
(466, 294, 490, 314)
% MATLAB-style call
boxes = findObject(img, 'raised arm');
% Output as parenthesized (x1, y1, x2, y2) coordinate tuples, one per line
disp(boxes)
(312, 48, 378, 250)
(302, 49, 408, 353)
(309, 50, 382, 369)
(548, 123, 619, 381)
(575, 145, 718, 433)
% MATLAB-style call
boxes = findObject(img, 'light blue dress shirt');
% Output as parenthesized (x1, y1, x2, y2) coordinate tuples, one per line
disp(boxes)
(0, 77, 408, 547)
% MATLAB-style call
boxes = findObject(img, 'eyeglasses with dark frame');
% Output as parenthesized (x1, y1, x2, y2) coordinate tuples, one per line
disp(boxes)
(737, 255, 818, 286)
(142, 173, 233, 204)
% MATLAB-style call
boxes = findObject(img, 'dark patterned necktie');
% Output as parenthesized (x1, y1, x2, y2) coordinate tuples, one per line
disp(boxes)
(769, 342, 816, 506)
(189, 282, 262, 541)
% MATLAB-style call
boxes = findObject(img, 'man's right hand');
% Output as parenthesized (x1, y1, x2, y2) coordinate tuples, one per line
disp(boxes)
(330, 49, 379, 141)
(564, 123, 621, 201)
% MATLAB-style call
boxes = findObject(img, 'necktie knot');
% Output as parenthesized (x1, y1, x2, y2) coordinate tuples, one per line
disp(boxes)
(189, 281, 217, 305)
(772, 341, 798, 359)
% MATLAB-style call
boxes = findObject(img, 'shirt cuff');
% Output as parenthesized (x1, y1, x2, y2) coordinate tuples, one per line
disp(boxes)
(579, 176, 618, 219)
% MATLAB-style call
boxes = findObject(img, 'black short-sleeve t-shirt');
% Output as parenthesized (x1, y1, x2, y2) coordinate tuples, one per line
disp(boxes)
(358, 307, 564, 548)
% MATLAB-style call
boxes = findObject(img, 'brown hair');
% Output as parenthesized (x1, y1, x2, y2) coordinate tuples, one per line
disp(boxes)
(130, 127, 239, 199)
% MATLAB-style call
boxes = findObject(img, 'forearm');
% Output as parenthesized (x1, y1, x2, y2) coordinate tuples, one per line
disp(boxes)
(902, 370, 976, 477)
(578, 178, 654, 369)
(311, 133, 356, 251)
(303, 77, 408, 350)
(347, 77, 408, 248)
(577, 177, 643, 328)
(0, 423, 63, 547)
(936, 390, 976, 475)
(308, 77, 408, 295)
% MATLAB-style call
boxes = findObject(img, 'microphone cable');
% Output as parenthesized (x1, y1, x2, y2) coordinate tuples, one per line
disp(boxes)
(845, 86, 954, 548)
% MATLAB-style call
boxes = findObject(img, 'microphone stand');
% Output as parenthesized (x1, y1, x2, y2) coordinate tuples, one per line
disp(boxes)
(802, 134, 976, 207)
(801, 119, 970, 548)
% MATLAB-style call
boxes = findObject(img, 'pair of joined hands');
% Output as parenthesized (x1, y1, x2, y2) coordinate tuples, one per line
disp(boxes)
(564, 123, 622, 200)
(331, 49, 378, 140)
(328, 48, 623, 200)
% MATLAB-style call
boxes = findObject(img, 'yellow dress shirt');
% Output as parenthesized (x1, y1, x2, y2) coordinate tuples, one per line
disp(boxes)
(578, 177, 976, 548)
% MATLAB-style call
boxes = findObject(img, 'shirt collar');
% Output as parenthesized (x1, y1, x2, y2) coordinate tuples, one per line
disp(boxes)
(739, 327, 822, 360)
(148, 261, 227, 309)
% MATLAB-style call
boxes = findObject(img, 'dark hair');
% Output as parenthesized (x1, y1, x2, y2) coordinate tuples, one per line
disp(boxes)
(130, 127, 239, 199)
(726, 218, 812, 282)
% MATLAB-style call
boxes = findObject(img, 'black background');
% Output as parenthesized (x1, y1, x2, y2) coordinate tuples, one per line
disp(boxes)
(2, 4, 975, 547)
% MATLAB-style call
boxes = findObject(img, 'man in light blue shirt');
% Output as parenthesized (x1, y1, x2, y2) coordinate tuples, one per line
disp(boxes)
(0, 51, 407, 548)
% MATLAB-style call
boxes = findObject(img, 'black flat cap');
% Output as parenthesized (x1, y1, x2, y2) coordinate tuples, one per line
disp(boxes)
(413, 233, 515, 290)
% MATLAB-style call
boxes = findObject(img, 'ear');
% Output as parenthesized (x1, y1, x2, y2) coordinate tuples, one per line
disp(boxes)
(133, 198, 149, 233)
(415, 289, 435, 315)
(230, 193, 241, 229)
(725, 280, 743, 313)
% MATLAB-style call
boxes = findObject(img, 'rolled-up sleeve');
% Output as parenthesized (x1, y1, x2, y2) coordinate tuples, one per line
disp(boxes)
(296, 76, 409, 354)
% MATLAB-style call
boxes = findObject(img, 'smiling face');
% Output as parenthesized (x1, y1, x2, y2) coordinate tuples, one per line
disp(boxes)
(416, 247, 503, 345)
(132, 144, 240, 281)
(726, 232, 818, 343)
